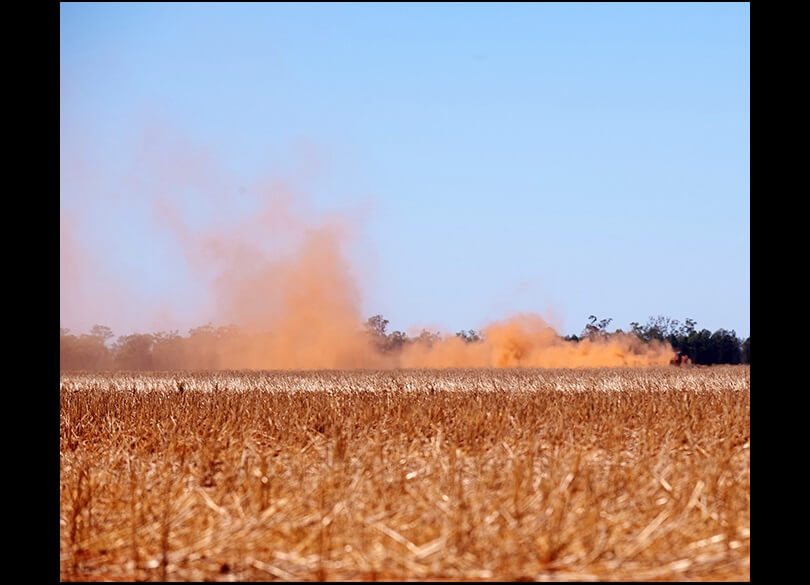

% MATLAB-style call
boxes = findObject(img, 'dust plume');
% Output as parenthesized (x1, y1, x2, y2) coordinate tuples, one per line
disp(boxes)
(61, 128, 673, 369)
(150, 182, 672, 369)
(399, 314, 673, 368)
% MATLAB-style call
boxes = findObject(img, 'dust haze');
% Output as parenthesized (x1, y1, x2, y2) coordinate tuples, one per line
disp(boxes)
(60, 129, 673, 369)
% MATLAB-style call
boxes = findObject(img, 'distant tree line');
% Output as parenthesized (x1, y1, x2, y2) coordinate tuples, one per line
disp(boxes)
(59, 324, 237, 371)
(564, 315, 750, 365)
(60, 314, 749, 371)
(364, 314, 443, 354)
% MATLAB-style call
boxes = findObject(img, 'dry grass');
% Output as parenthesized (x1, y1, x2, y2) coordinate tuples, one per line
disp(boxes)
(60, 366, 749, 581)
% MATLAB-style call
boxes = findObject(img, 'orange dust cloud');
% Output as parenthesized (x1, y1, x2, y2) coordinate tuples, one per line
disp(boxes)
(152, 186, 672, 369)
(398, 314, 672, 369)
(62, 126, 672, 369)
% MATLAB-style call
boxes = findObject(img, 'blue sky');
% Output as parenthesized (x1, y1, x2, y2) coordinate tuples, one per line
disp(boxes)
(61, 2, 749, 338)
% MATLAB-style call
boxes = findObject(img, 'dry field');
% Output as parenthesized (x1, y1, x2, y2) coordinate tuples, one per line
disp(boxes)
(60, 366, 750, 581)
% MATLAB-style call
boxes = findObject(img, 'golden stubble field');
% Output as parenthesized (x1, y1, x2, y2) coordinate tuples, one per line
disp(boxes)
(60, 366, 750, 581)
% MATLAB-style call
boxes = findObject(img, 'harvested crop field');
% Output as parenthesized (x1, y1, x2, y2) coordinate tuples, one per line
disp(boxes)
(60, 366, 750, 581)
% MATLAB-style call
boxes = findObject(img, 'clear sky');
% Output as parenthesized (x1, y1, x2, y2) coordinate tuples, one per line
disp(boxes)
(60, 2, 750, 339)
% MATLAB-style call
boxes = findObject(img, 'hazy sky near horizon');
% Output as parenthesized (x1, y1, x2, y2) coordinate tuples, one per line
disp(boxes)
(61, 2, 749, 339)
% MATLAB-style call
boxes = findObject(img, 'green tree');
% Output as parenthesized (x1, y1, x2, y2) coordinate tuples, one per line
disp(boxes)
(152, 330, 185, 370)
(90, 325, 114, 345)
(60, 328, 79, 370)
(365, 315, 419, 353)
(688, 329, 713, 364)
(582, 315, 613, 340)
(60, 326, 113, 370)
(113, 334, 155, 370)
(637, 315, 677, 342)
(386, 330, 409, 353)
(185, 324, 221, 369)
(456, 329, 482, 343)
(710, 329, 742, 365)
(414, 329, 441, 346)
(365, 315, 388, 337)
(679, 318, 697, 337)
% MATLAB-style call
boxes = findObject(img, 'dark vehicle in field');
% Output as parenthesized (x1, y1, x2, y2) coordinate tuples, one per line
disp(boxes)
(670, 351, 691, 366)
